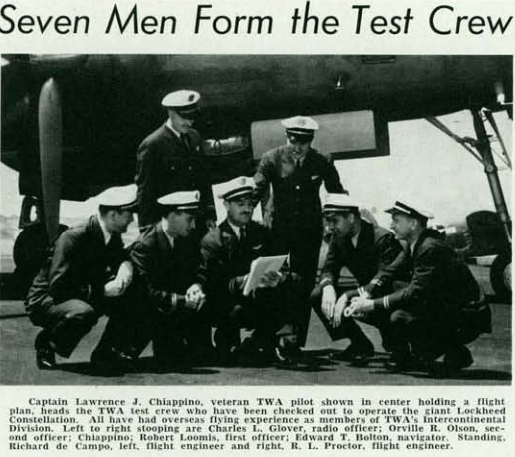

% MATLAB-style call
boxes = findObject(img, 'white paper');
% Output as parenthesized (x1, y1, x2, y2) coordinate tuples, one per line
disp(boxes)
(243, 255, 288, 296)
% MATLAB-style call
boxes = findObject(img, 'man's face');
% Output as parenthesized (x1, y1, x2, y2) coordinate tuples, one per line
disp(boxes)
(224, 196, 254, 227)
(169, 110, 194, 135)
(110, 210, 134, 234)
(167, 211, 197, 237)
(325, 213, 354, 237)
(287, 136, 311, 161)
(390, 213, 414, 240)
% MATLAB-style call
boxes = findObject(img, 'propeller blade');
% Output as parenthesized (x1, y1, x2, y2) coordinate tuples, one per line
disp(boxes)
(38, 78, 63, 242)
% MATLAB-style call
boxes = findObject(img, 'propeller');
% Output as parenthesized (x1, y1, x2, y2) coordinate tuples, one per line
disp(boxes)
(38, 78, 63, 243)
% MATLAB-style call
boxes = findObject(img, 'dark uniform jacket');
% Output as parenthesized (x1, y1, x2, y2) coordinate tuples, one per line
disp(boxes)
(130, 222, 201, 313)
(25, 216, 126, 320)
(135, 123, 205, 228)
(367, 229, 483, 315)
(198, 220, 271, 314)
(254, 145, 344, 239)
(320, 220, 402, 289)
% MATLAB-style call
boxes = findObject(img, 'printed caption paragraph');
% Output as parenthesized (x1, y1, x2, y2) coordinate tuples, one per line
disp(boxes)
(6, 395, 508, 452)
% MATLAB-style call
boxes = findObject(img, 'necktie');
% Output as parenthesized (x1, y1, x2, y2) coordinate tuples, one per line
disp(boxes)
(240, 226, 247, 243)
(180, 133, 191, 152)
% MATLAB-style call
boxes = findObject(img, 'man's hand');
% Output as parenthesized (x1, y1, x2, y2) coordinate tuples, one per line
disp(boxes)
(185, 283, 206, 311)
(346, 296, 374, 318)
(104, 279, 126, 298)
(259, 271, 284, 289)
(331, 293, 349, 328)
(114, 261, 133, 291)
(321, 285, 337, 321)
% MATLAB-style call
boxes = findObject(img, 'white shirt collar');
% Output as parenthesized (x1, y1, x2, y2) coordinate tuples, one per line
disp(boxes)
(161, 219, 175, 248)
(351, 226, 361, 248)
(165, 119, 181, 139)
(97, 213, 112, 245)
(409, 233, 422, 255)
(227, 220, 242, 239)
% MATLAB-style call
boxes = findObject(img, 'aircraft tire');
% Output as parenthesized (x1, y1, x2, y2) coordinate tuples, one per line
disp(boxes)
(12, 223, 68, 296)
(490, 250, 512, 303)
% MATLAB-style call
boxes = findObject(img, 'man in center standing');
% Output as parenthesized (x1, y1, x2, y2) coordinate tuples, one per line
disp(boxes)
(254, 116, 347, 345)
(135, 89, 209, 231)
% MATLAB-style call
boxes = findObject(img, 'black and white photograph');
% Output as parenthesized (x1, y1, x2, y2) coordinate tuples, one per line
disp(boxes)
(0, 54, 511, 387)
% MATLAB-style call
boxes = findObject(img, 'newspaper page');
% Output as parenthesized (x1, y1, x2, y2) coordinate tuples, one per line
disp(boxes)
(0, 0, 513, 456)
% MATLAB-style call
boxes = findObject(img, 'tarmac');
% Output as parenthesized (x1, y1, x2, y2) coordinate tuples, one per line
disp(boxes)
(0, 298, 510, 386)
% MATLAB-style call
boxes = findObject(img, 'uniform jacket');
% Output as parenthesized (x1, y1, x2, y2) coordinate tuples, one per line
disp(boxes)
(368, 229, 482, 314)
(254, 145, 344, 238)
(198, 220, 271, 309)
(25, 216, 126, 316)
(320, 220, 402, 288)
(130, 222, 201, 313)
(135, 123, 205, 228)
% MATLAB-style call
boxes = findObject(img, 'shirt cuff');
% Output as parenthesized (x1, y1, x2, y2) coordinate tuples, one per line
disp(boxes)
(319, 277, 333, 288)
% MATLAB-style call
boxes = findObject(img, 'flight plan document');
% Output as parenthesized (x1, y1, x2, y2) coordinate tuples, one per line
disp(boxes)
(243, 254, 288, 296)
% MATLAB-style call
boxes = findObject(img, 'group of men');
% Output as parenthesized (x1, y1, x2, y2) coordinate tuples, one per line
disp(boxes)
(25, 89, 491, 376)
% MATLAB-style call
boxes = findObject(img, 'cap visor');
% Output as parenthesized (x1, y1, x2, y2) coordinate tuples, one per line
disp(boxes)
(176, 108, 200, 120)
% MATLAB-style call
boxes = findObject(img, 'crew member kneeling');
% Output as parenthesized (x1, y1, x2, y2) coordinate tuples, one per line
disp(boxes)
(25, 185, 138, 372)
(345, 200, 491, 374)
(128, 191, 211, 371)
(198, 177, 302, 366)
(311, 194, 403, 365)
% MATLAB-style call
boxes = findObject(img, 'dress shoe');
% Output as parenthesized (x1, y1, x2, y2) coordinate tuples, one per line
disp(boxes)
(385, 353, 435, 374)
(90, 347, 134, 375)
(271, 336, 303, 368)
(35, 331, 56, 370)
(215, 345, 240, 367)
(443, 345, 473, 373)
(238, 337, 269, 366)
(331, 341, 374, 363)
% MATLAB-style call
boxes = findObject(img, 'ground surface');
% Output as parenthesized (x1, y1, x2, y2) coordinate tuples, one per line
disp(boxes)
(0, 299, 510, 386)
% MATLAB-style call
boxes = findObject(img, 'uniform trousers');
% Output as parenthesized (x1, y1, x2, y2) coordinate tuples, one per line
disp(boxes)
(212, 277, 302, 350)
(311, 286, 395, 351)
(270, 228, 322, 346)
(30, 299, 99, 358)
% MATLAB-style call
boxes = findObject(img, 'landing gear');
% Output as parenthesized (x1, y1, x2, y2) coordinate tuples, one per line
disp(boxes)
(12, 222, 68, 297)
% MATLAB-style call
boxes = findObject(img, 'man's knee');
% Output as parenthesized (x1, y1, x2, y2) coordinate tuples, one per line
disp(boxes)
(390, 309, 414, 326)
(61, 300, 98, 327)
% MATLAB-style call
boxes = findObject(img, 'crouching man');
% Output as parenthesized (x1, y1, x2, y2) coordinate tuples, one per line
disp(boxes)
(311, 194, 403, 364)
(25, 185, 138, 372)
(128, 191, 212, 371)
(198, 177, 302, 366)
(345, 200, 491, 375)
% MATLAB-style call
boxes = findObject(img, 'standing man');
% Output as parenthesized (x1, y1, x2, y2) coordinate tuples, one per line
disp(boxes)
(25, 185, 138, 372)
(311, 194, 403, 363)
(347, 201, 491, 374)
(129, 191, 211, 370)
(254, 116, 347, 344)
(198, 177, 302, 366)
(135, 89, 208, 230)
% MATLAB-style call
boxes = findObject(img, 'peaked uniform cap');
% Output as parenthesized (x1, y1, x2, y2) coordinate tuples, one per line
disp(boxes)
(323, 193, 360, 214)
(157, 190, 201, 211)
(217, 176, 256, 201)
(162, 90, 201, 119)
(385, 200, 434, 221)
(281, 116, 319, 135)
(96, 184, 138, 211)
